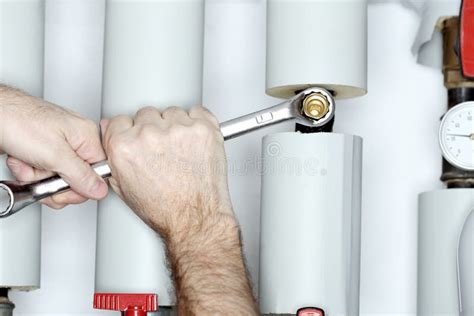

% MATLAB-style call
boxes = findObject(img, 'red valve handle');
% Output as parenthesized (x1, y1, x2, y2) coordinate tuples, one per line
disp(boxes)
(460, 0, 474, 78)
(93, 293, 158, 316)
(297, 307, 325, 316)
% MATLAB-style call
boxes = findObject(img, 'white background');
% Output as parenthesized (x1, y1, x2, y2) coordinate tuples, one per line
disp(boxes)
(8, 0, 447, 315)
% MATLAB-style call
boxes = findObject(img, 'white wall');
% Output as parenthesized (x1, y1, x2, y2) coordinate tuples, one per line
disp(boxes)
(8, 1, 446, 315)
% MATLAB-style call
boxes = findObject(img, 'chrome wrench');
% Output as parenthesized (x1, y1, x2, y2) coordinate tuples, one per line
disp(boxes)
(0, 87, 335, 218)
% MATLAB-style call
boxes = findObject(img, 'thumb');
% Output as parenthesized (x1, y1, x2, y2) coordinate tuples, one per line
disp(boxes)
(54, 145, 108, 200)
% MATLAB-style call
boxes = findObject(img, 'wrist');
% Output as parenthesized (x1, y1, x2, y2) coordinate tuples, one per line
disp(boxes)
(162, 209, 242, 266)
(163, 209, 239, 248)
(160, 211, 258, 314)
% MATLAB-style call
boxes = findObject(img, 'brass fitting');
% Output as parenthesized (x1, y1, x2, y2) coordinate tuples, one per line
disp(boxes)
(440, 17, 474, 89)
(302, 93, 330, 120)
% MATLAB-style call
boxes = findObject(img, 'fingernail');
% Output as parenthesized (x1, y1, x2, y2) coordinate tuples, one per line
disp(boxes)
(90, 179, 108, 198)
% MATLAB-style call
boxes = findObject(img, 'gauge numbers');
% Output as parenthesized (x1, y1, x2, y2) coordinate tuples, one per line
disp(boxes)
(439, 102, 474, 171)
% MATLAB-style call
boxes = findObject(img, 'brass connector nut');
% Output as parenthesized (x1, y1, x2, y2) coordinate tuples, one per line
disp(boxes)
(302, 93, 330, 120)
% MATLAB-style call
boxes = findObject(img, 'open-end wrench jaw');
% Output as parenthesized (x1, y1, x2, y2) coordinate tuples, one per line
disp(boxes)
(220, 87, 335, 140)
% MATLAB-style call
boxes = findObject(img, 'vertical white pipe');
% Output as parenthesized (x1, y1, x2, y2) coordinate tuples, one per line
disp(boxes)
(262, 1, 366, 313)
(0, 0, 44, 291)
(259, 133, 362, 315)
(266, 0, 367, 99)
(13, 0, 106, 313)
(203, 0, 292, 293)
(417, 189, 474, 315)
(96, 0, 204, 306)
(459, 210, 474, 316)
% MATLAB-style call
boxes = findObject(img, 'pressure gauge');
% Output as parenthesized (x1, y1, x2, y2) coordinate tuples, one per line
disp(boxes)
(439, 101, 474, 171)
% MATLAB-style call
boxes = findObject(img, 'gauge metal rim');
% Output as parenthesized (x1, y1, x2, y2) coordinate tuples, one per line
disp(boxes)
(438, 101, 474, 171)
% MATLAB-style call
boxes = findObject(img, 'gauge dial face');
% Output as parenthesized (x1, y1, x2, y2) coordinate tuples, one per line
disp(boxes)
(439, 102, 474, 171)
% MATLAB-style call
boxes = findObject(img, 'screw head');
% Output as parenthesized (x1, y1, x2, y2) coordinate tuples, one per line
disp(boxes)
(302, 93, 330, 120)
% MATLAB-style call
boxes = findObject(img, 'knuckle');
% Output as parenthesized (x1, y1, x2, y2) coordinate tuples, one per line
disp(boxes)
(169, 123, 187, 137)
(163, 106, 184, 117)
(79, 118, 99, 133)
(108, 134, 130, 156)
(193, 120, 212, 136)
(138, 123, 159, 138)
(109, 115, 130, 127)
(137, 106, 158, 117)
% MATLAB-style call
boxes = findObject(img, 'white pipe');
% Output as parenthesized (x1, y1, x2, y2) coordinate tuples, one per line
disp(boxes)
(458, 210, 474, 316)
(0, 0, 44, 291)
(266, 0, 367, 100)
(407, 0, 461, 68)
(259, 133, 362, 315)
(33, 0, 105, 311)
(417, 189, 474, 315)
(96, 0, 204, 306)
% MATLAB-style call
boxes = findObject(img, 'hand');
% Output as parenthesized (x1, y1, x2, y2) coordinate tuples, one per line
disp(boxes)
(102, 106, 258, 314)
(0, 85, 108, 209)
(101, 106, 234, 237)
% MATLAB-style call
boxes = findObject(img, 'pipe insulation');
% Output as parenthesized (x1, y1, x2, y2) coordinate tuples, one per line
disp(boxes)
(266, 0, 367, 100)
(407, 0, 461, 68)
(96, 0, 204, 306)
(259, 133, 362, 315)
(417, 189, 474, 315)
(0, 0, 43, 290)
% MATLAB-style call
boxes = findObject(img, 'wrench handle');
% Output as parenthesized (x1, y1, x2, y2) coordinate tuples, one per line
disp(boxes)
(31, 161, 112, 201)
(220, 100, 294, 140)
(31, 103, 294, 201)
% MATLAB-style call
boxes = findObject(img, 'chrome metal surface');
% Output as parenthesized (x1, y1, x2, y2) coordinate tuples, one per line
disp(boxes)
(0, 161, 111, 218)
(0, 88, 334, 218)
(221, 87, 334, 140)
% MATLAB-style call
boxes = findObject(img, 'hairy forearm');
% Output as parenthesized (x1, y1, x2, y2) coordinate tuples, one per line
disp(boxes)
(159, 210, 259, 315)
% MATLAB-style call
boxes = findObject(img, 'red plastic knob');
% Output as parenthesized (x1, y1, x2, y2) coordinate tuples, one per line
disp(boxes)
(297, 307, 325, 316)
(93, 293, 158, 316)
(460, 0, 474, 78)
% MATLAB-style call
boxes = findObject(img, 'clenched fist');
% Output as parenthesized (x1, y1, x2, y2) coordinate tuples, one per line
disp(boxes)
(101, 106, 234, 238)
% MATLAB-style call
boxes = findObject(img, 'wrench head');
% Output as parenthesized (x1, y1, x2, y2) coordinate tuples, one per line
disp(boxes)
(292, 87, 335, 128)
(0, 183, 14, 218)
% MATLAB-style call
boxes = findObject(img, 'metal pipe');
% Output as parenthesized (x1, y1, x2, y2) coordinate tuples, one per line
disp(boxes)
(0, 289, 14, 316)
(439, 17, 474, 187)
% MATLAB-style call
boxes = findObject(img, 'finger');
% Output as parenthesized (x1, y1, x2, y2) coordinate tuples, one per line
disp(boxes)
(134, 106, 165, 127)
(53, 144, 108, 201)
(102, 115, 133, 153)
(107, 177, 124, 199)
(68, 120, 107, 165)
(8, 156, 92, 205)
(100, 119, 110, 140)
(41, 198, 67, 210)
(189, 106, 220, 129)
(7, 157, 54, 181)
(162, 106, 193, 126)
(50, 191, 88, 206)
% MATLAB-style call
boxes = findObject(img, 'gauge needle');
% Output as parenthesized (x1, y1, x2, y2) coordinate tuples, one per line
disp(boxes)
(447, 133, 474, 140)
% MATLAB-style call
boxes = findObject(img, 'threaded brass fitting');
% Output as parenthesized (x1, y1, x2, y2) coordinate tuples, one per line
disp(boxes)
(302, 93, 330, 120)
